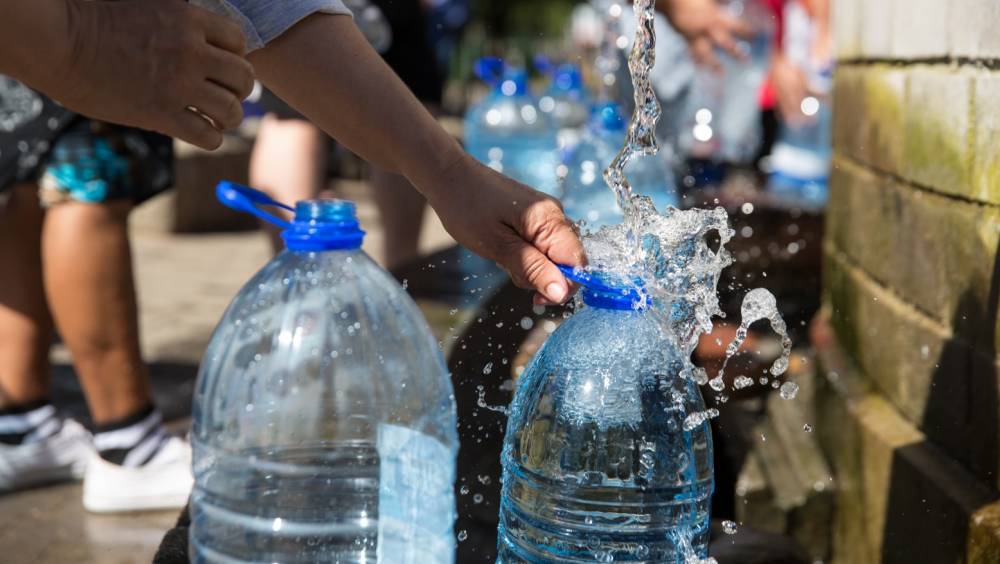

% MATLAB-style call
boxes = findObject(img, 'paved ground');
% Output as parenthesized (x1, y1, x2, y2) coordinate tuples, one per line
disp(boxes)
(0, 181, 455, 563)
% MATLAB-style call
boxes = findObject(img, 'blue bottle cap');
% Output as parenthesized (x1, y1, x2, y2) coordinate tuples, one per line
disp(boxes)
(473, 57, 530, 97)
(591, 101, 627, 132)
(216, 181, 365, 251)
(557, 264, 647, 310)
(552, 64, 584, 94)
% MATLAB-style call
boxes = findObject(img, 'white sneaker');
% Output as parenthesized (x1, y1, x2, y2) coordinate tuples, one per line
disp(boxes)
(83, 435, 193, 513)
(0, 419, 94, 492)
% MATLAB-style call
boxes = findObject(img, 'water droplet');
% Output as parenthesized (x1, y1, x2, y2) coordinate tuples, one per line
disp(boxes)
(473, 493, 484, 504)
(457, 530, 468, 542)
(520, 316, 534, 330)
(779, 381, 799, 400)
(803, 423, 813, 433)
(477, 474, 492, 485)
(722, 520, 738, 535)
(734, 375, 753, 389)
(482, 362, 493, 375)
(460, 485, 470, 495)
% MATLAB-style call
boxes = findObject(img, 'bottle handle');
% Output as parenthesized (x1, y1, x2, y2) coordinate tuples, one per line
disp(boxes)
(216, 181, 294, 230)
(473, 57, 505, 86)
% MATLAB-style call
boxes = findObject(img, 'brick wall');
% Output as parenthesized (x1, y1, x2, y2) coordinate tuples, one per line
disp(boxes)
(817, 0, 1000, 561)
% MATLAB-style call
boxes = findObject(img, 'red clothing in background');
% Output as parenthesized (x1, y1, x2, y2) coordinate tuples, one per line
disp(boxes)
(759, 0, 785, 109)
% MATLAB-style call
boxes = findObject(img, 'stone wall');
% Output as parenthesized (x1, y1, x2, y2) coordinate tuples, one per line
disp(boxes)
(816, 0, 1000, 561)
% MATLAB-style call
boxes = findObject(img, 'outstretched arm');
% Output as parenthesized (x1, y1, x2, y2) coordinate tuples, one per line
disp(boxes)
(0, 0, 254, 150)
(250, 13, 584, 304)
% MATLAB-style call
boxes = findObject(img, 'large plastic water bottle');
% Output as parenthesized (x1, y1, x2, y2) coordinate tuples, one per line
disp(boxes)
(497, 267, 714, 562)
(465, 57, 560, 196)
(559, 101, 680, 231)
(190, 183, 459, 563)
(678, 0, 774, 163)
(535, 59, 592, 148)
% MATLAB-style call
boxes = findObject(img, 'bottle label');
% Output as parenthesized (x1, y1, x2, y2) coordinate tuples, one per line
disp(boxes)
(377, 423, 456, 564)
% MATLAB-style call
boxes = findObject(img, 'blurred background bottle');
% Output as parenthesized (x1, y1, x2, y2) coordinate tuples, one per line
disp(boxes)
(559, 101, 679, 231)
(464, 57, 560, 196)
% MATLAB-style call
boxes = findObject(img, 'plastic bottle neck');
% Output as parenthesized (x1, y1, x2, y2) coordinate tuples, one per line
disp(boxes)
(282, 200, 365, 252)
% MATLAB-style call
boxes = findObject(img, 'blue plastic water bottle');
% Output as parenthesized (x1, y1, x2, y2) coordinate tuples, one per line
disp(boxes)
(497, 267, 714, 562)
(559, 101, 680, 231)
(465, 57, 560, 195)
(190, 182, 459, 563)
(535, 58, 592, 143)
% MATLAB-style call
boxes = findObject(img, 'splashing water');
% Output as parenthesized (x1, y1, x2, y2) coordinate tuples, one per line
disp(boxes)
(566, 0, 793, 561)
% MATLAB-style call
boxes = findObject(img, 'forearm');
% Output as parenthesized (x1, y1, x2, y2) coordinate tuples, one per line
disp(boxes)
(249, 13, 464, 196)
(0, 0, 73, 87)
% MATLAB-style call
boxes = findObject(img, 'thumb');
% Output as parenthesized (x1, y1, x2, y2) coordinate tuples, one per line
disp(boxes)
(500, 236, 574, 303)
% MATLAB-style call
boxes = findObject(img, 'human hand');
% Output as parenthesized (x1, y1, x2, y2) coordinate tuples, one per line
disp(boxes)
(422, 153, 586, 305)
(656, 0, 751, 71)
(770, 53, 810, 124)
(42, 0, 254, 149)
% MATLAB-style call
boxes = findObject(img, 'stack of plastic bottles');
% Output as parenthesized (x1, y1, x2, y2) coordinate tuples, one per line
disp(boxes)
(559, 101, 680, 231)
(497, 266, 714, 562)
(464, 57, 560, 196)
(190, 183, 459, 564)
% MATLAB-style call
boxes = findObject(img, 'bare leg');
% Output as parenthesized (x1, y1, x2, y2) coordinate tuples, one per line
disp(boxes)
(41, 199, 151, 425)
(249, 114, 327, 251)
(370, 166, 426, 270)
(0, 184, 52, 407)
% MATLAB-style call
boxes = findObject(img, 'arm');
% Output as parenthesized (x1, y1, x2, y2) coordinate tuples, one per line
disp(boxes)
(0, 0, 254, 150)
(250, 14, 584, 303)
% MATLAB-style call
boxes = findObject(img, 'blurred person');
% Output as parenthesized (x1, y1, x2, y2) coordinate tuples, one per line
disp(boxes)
(0, 93, 191, 512)
(0, 0, 254, 150)
(250, 0, 445, 271)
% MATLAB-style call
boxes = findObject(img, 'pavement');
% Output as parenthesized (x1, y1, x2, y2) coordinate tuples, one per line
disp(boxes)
(0, 180, 455, 563)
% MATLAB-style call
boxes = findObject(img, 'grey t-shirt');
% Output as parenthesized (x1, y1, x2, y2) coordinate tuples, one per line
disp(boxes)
(190, 0, 352, 52)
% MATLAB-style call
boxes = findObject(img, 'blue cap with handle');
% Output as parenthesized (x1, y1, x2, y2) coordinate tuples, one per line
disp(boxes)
(557, 264, 647, 310)
(216, 181, 365, 251)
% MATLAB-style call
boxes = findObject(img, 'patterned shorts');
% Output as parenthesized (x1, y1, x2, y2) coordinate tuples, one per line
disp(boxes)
(0, 76, 173, 207)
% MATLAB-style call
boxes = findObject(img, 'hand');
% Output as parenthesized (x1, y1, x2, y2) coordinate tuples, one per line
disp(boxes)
(770, 53, 810, 123)
(40, 0, 255, 149)
(656, 0, 751, 71)
(423, 153, 587, 305)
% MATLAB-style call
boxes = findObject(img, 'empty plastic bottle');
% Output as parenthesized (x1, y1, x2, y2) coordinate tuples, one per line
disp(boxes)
(465, 57, 560, 196)
(497, 266, 714, 562)
(559, 101, 679, 231)
(190, 182, 459, 563)
(678, 0, 774, 164)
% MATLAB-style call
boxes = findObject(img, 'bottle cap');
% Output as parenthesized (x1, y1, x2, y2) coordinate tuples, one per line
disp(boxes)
(557, 264, 647, 310)
(216, 181, 365, 251)
(590, 101, 627, 132)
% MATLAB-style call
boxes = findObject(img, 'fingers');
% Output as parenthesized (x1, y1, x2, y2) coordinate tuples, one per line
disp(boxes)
(193, 81, 244, 130)
(690, 37, 721, 72)
(502, 196, 586, 303)
(709, 26, 742, 61)
(196, 8, 247, 54)
(204, 45, 255, 100)
(500, 234, 572, 304)
(172, 108, 223, 150)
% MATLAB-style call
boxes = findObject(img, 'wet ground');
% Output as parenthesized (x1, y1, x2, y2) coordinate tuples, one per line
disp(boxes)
(0, 180, 455, 563)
